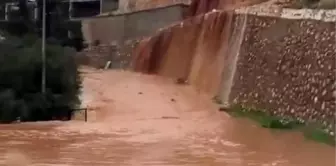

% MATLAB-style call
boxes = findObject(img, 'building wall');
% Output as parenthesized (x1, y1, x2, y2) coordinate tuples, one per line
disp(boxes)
(102, 0, 119, 13)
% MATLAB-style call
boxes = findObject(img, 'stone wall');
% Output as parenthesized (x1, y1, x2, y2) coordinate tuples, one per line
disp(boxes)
(81, 4, 187, 45)
(75, 40, 139, 69)
(226, 8, 336, 130)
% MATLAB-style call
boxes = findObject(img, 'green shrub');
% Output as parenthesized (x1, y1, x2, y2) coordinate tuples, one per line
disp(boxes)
(228, 104, 303, 129)
(303, 125, 335, 146)
(0, 33, 81, 123)
(225, 104, 334, 146)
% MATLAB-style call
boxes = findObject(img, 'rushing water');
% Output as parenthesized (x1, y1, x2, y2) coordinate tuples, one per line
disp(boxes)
(0, 69, 334, 166)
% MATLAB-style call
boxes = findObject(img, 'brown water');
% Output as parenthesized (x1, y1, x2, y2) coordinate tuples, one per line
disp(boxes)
(0, 68, 334, 166)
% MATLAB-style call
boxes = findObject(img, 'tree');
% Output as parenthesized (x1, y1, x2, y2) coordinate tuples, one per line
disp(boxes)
(0, 33, 81, 123)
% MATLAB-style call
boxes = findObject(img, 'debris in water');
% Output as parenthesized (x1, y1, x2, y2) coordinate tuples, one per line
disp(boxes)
(175, 78, 188, 85)
(212, 95, 223, 104)
(104, 61, 112, 69)
(161, 116, 180, 119)
(219, 107, 227, 112)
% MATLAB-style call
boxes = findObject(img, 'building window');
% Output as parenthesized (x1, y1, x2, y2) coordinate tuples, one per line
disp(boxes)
(70, 0, 101, 19)
(4, 1, 37, 21)
(0, 5, 6, 20)
(5, 3, 20, 20)
(101, 0, 119, 13)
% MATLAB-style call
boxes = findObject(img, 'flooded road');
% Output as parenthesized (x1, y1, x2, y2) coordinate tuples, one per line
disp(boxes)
(0, 68, 334, 166)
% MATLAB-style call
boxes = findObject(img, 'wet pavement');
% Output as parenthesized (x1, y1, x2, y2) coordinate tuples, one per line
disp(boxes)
(0, 68, 334, 166)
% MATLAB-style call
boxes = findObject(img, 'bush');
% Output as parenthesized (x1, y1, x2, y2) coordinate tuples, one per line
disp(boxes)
(0, 33, 81, 123)
(224, 104, 335, 146)
(227, 104, 304, 129)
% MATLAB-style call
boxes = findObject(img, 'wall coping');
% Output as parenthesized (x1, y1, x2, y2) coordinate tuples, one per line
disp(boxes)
(78, 3, 189, 20)
(235, 5, 336, 22)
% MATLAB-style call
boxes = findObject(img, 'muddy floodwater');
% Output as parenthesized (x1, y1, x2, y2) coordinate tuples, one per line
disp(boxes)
(0, 68, 334, 166)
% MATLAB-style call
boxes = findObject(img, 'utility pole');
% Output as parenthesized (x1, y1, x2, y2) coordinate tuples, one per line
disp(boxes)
(41, 0, 46, 94)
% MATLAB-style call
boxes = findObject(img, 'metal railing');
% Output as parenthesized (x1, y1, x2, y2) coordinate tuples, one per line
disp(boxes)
(72, 107, 88, 122)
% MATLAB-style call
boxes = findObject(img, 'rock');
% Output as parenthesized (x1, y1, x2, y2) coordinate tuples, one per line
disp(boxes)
(333, 90, 336, 98)
(212, 96, 223, 104)
(321, 102, 325, 110)
(290, 109, 295, 113)
(314, 96, 318, 103)
(218, 102, 230, 112)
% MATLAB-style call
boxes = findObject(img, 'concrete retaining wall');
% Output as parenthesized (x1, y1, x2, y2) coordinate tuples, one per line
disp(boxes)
(81, 4, 187, 45)
(102, 0, 190, 14)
